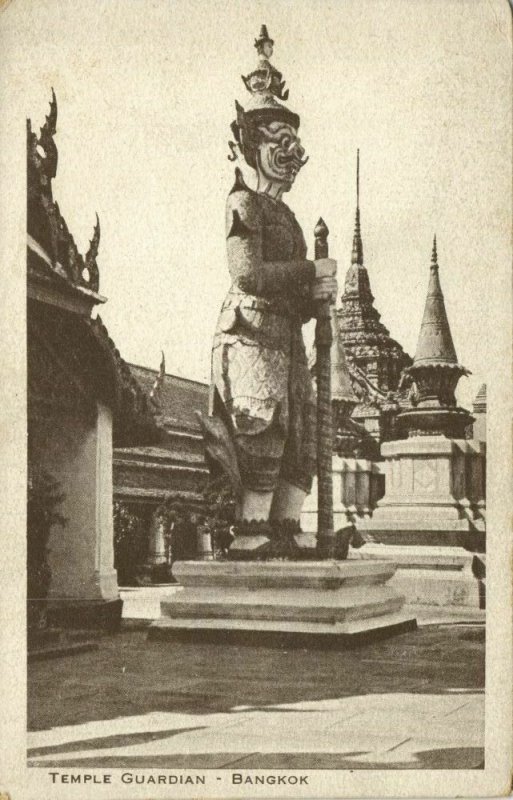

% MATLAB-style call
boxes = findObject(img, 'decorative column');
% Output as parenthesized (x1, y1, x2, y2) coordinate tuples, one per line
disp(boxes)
(196, 524, 214, 561)
(142, 504, 169, 581)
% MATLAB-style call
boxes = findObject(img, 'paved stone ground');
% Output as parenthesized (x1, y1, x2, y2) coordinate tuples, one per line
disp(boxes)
(27, 624, 484, 770)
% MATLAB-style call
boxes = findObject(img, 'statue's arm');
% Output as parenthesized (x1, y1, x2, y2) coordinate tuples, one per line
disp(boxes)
(226, 192, 315, 297)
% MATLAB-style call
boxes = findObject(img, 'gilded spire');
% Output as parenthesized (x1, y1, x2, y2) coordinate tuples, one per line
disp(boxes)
(413, 236, 458, 365)
(351, 149, 363, 265)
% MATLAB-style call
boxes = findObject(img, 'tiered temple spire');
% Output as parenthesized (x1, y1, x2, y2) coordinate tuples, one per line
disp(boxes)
(337, 151, 412, 407)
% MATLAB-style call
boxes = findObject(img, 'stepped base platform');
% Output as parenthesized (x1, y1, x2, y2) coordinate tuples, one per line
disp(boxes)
(149, 560, 417, 649)
(352, 544, 486, 610)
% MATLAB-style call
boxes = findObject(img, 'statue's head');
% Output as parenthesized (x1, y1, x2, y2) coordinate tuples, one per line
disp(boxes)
(228, 27, 308, 193)
(256, 120, 307, 191)
(230, 104, 308, 193)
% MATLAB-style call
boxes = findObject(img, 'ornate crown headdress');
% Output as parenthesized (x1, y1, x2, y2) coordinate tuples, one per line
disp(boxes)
(229, 26, 300, 166)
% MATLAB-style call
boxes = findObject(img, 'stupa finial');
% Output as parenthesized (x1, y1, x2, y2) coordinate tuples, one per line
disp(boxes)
(351, 149, 363, 265)
(357, 147, 360, 208)
(431, 234, 438, 267)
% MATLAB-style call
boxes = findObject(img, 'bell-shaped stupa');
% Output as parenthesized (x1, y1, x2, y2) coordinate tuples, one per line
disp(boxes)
(413, 236, 458, 366)
(399, 237, 473, 438)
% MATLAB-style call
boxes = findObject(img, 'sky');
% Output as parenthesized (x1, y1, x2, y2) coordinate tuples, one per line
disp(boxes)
(2, 0, 512, 408)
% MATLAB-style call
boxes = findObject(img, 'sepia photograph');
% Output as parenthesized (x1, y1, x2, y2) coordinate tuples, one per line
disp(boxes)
(0, 0, 512, 797)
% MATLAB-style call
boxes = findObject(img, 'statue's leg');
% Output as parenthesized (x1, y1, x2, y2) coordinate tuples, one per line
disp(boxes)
(270, 480, 307, 522)
(241, 489, 274, 521)
(211, 339, 289, 559)
(267, 352, 317, 555)
(227, 429, 282, 559)
(228, 490, 274, 559)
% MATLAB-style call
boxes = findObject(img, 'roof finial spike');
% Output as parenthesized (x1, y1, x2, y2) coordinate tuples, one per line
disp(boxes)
(149, 350, 166, 410)
(351, 149, 363, 265)
(356, 147, 360, 210)
(86, 213, 101, 262)
(431, 234, 438, 267)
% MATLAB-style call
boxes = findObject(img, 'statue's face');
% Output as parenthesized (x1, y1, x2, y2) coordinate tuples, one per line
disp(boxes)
(256, 122, 308, 191)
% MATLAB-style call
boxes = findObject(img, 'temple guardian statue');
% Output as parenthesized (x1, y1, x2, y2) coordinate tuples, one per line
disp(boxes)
(153, 28, 416, 643)
(201, 27, 338, 559)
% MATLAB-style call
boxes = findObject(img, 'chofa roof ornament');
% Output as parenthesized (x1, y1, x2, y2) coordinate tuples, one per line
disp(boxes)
(27, 90, 102, 295)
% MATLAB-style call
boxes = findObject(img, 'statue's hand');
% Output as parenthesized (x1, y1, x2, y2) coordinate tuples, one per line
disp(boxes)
(314, 257, 337, 279)
(311, 276, 338, 302)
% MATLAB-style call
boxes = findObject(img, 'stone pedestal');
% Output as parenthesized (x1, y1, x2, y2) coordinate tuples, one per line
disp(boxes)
(149, 560, 416, 648)
(360, 436, 485, 547)
(357, 435, 486, 609)
(353, 544, 485, 610)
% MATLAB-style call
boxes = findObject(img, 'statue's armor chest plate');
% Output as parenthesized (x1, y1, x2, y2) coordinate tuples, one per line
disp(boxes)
(260, 198, 307, 263)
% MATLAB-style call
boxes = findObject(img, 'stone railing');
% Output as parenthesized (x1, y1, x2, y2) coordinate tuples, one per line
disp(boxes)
(301, 456, 385, 532)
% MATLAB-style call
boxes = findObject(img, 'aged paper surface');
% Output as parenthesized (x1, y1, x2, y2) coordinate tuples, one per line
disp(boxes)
(0, 0, 512, 797)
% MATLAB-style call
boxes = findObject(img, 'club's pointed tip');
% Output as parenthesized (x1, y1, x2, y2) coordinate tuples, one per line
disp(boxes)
(315, 217, 329, 237)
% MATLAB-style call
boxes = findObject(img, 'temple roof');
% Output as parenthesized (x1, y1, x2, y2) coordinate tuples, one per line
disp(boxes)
(27, 93, 163, 448)
(413, 236, 459, 366)
(129, 364, 208, 432)
(87, 317, 162, 445)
